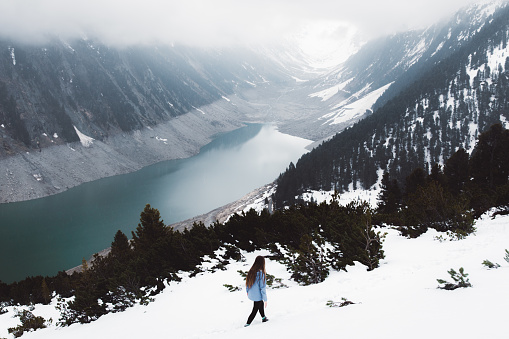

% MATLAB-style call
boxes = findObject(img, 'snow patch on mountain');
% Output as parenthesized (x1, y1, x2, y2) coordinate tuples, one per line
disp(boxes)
(321, 83, 392, 126)
(308, 77, 353, 101)
(73, 126, 94, 147)
(192, 106, 206, 114)
(406, 37, 428, 67)
(8, 47, 15, 65)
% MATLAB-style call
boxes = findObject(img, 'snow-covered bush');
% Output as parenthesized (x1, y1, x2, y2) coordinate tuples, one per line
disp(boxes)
(285, 233, 330, 285)
(326, 298, 356, 308)
(437, 267, 472, 290)
(7, 309, 50, 338)
(223, 284, 241, 292)
(0, 302, 7, 315)
(482, 259, 500, 269)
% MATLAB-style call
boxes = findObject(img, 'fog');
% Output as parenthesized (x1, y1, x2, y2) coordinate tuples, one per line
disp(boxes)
(0, 0, 491, 49)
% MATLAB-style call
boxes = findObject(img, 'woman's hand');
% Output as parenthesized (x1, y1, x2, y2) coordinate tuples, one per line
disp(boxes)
(264, 301, 268, 308)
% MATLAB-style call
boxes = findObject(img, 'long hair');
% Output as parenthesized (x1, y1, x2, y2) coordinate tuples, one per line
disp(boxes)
(246, 256, 266, 288)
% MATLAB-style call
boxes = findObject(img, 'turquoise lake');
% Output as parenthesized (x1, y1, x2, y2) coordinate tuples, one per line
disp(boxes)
(0, 124, 310, 283)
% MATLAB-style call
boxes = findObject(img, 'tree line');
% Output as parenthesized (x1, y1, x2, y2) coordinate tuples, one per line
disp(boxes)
(0, 197, 385, 326)
(377, 124, 509, 237)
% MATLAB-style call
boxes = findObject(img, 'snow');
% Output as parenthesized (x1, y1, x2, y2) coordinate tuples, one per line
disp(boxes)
(308, 77, 353, 101)
(62, 41, 75, 53)
(73, 126, 94, 148)
(155, 136, 168, 145)
(322, 83, 392, 125)
(431, 41, 445, 58)
(406, 37, 427, 67)
(2, 209, 507, 339)
(192, 106, 206, 115)
(221, 96, 231, 102)
(291, 76, 308, 83)
(8, 47, 16, 66)
(501, 115, 509, 129)
(241, 185, 277, 214)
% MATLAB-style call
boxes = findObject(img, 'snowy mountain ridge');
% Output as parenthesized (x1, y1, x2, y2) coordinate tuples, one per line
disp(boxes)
(273, 1, 508, 148)
(323, 1, 504, 106)
(274, 1, 509, 204)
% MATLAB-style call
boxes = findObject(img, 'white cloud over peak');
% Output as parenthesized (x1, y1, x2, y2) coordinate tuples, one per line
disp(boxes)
(0, 0, 493, 47)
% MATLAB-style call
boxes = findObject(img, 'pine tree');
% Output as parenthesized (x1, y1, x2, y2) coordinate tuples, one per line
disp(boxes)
(377, 172, 402, 215)
(470, 123, 509, 190)
(289, 233, 329, 285)
(41, 278, 51, 305)
(403, 181, 474, 236)
(131, 204, 168, 254)
(63, 258, 106, 325)
(444, 148, 469, 195)
(359, 205, 385, 271)
(404, 167, 427, 199)
(110, 230, 132, 260)
(130, 204, 175, 289)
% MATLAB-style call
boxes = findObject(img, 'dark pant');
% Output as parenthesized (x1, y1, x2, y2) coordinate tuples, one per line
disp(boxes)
(247, 300, 265, 324)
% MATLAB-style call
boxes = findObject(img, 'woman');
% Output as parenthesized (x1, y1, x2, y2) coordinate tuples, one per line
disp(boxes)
(244, 255, 269, 327)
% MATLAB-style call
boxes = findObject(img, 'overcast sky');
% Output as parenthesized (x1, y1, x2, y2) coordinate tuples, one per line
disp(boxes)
(0, 0, 495, 48)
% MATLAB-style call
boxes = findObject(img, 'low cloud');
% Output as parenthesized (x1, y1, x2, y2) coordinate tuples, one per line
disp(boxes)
(0, 0, 489, 47)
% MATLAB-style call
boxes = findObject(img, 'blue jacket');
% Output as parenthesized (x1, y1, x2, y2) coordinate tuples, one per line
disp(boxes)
(246, 271, 267, 301)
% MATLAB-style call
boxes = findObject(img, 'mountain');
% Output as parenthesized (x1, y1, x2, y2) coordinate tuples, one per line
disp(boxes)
(0, 39, 307, 202)
(0, 40, 296, 154)
(2, 2, 507, 206)
(0, 27, 368, 203)
(275, 1, 509, 206)
(281, 2, 505, 142)
(249, 2, 504, 145)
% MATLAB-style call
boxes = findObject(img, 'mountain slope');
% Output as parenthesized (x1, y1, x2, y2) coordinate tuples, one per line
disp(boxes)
(0, 39, 302, 202)
(1, 211, 507, 338)
(275, 2, 509, 206)
(0, 40, 294, 155)
(267, 2, 503, 145)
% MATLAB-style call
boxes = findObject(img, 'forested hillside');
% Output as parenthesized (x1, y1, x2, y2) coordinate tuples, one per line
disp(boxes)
(275, 3, 509, 208)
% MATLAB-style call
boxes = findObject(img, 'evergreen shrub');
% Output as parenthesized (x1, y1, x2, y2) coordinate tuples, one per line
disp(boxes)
(437, 267, 472, 290)
(8, 309, 49, 338)
(482, 260, 500, 269)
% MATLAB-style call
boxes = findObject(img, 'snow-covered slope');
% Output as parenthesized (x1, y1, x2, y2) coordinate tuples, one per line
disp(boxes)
(318, 82, 393, 126)
(2, 211, 507, 339)
(271, 2, 507, 144)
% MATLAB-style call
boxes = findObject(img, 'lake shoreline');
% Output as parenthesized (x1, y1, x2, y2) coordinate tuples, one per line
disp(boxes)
(66, 182, 276, 276)
(0, 99, 248, 205)
(0, 122, 311, 283)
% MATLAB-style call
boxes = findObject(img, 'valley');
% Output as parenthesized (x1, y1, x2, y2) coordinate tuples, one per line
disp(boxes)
(1, 2, 509, 338)
(0, 123, 311, 283)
